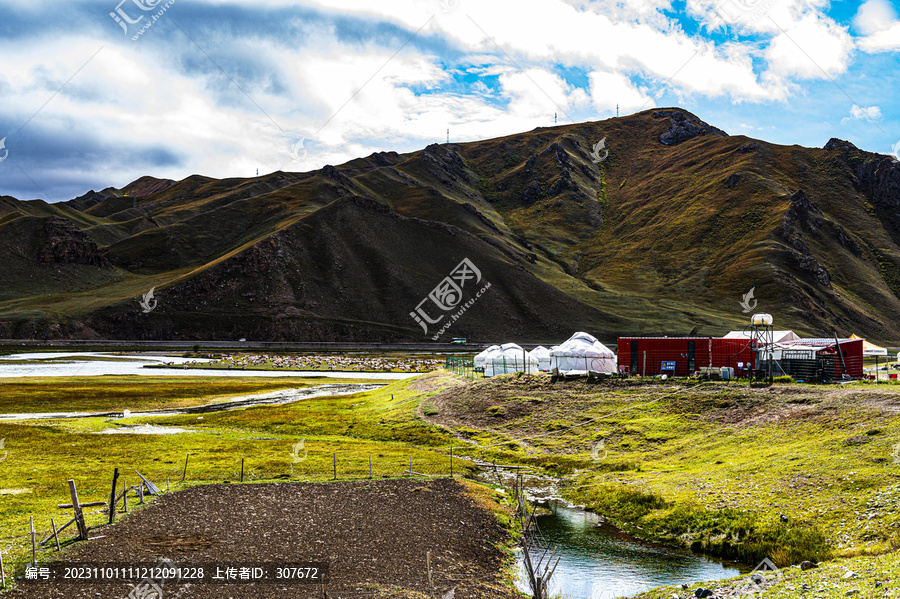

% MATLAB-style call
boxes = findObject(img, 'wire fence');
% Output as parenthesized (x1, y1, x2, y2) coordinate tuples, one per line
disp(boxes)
(444, 355, 477, 378)
(0, 446, 479, 592)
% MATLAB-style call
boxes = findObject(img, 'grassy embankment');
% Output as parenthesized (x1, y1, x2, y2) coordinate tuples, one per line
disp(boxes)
(418, 373, 900, 596)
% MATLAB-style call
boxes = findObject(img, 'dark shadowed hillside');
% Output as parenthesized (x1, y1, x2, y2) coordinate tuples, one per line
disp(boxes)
(1, 108, 898, 344)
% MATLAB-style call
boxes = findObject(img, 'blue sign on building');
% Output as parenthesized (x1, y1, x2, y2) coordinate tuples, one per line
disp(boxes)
(661, 361, 676, 371)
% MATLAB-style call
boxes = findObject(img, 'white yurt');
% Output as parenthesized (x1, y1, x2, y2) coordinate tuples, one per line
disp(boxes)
(474, 345, 501, 371)
(529, 346, 552, 372)
(484, 343, 540, 377)
(549, 332, 616, 374)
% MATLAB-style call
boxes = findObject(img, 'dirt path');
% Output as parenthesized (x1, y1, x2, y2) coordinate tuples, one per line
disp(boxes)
(7, 479, 518, 599)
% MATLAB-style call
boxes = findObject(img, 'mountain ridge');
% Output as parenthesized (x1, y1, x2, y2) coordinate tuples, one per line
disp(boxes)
(1, 107, 898, 344)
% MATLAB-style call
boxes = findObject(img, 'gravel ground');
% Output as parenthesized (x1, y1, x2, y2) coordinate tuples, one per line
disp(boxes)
(7, 478, 518, 599)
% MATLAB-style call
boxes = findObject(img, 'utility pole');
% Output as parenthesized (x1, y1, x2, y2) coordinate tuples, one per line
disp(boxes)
(446, 128, 449, 144)
(616, 104, 619, 118)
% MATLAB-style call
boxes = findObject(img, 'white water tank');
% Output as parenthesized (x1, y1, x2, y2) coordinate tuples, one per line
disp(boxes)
(751, 313, 773, 326)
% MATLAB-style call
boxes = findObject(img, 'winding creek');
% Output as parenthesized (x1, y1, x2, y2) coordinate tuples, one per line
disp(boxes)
(516, 501, 744, 599)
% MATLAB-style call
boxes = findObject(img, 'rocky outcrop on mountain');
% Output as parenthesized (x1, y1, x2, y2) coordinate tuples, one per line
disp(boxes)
(65, 190, 108, 211)
(851, 157, 900, 211)
(421, 143, 472, 185)
(38, 217, 110, 267)
(655, 110, 728, 145)
(781, 190, 830, 286)
(824, 138, 859, 152)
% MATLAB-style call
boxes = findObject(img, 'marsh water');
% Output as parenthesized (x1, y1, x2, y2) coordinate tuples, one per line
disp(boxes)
(0, 351, 418, 379)
(516, 502, 743, 599)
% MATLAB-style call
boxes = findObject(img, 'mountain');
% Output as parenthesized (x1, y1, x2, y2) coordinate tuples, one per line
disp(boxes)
(0, 108, 898, 344)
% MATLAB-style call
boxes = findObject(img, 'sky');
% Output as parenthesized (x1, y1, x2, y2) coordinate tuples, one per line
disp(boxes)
(0, 0, 898, 202)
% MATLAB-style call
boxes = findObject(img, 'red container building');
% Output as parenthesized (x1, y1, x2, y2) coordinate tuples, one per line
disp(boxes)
(616, 337, 757, 377)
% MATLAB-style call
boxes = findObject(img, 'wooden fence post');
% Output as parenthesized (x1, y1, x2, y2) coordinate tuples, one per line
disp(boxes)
(181, 452, 189, 482)
(241, 458, 244, 483)
(0, 546, 5, 589)
(29, 515, 35, 565)
(67, 480, 88, 540)
(368, 455, 372, 480)
(108, 468, 119, 524)
(450, 446, 453, 478)
(123, 478, 128, 513)
(50, 518, 61, 551)
(427, 551, 435, 598)
(333, 453, 336, 480)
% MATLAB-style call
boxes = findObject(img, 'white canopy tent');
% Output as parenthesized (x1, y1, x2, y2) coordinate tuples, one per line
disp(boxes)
(484, 343, 539, 377)
(549, 332, 616, 374)
(723, 330, 801, 345)
(849, 334, 888, 357)
(529, 346, 552, 372)
(474, 345, 501, 371)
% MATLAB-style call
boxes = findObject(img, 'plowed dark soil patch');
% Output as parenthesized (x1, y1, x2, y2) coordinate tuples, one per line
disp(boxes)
(7, 479, 517, 598)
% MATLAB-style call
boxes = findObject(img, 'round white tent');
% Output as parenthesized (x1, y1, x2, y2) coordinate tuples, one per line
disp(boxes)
(484, 343, 539, 377)
(549, 332, 616, 374)
(529, 346, 552, 372)
(474, 345, 501, 371)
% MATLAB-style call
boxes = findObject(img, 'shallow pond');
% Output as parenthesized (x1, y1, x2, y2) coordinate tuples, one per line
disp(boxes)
(0, 352, 418, 379)
(516, 501, 744, 599)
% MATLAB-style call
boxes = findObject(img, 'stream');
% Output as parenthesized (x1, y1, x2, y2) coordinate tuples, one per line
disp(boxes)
(516, 501, 743, 599)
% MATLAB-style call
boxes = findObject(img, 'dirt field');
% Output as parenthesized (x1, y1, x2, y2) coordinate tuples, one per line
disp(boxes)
(6, 479, 519, 599)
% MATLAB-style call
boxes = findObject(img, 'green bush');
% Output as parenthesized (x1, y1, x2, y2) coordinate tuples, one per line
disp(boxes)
(486, 405, 506, 417)
(773, 375, 793, 383)
(422, 403, 438, 416)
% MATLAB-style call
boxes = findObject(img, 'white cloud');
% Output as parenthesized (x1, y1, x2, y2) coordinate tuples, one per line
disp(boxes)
(588, 71, 653, 113)
(765, 15, 853, 78)
(842, 104, 883, 123)
(853, 0, 898, 35)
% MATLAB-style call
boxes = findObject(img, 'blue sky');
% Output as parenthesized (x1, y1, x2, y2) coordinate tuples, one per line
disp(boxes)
(0, 0, 898, 202)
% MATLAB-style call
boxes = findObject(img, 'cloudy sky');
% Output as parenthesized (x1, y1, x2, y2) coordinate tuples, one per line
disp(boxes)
(0, 0, 898, 202)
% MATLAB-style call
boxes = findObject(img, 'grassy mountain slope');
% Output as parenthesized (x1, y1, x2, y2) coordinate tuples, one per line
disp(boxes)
(0, 108, 898, 343)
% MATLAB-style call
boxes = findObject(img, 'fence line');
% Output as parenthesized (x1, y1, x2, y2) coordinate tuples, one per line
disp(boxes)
(0, 445, 481, 589)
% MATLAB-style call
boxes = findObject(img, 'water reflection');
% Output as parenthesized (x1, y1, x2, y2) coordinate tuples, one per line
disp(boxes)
(517, 501, 742, 599)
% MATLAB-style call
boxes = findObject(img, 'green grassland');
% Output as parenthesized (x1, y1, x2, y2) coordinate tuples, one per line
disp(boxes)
(419, 372, 900, 598)
(5, 370, 900, 599)
(0, 373, 464, 578)
(0, 376, 347, 413)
